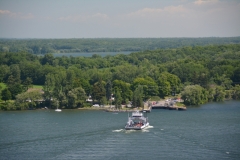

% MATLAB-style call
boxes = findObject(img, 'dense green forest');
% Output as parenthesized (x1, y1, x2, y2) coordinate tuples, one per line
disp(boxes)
(0, 43, 240, 110)
(1, 37, 240, 54)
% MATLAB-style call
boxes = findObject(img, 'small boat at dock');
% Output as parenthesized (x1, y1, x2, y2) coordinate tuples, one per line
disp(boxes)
(125, 110, 149, 130)
(55, 102, 62, 112)
(55, 101, 62, 112)
(55, 108, 62, 112)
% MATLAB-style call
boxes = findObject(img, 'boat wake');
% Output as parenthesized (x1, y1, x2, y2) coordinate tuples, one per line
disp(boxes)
(141, 125, 154, 132)
(112, 126, 154, 133)
(112, 129, 124, 132)
(125, 130, 137, 133)
(145, 125, 154, 129)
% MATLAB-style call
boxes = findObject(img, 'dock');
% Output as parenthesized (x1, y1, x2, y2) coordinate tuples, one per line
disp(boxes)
(142, 102, 152, 112)
(151, 105, 187, 110)
(143, 100, 187, 112)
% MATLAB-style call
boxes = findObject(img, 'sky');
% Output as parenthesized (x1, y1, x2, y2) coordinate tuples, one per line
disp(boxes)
(0, 0, 240, 38)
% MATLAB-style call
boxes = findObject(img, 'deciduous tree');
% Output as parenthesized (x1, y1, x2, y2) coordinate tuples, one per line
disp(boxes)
(1, 88, 12, 102)
(181, 85, 208, 105)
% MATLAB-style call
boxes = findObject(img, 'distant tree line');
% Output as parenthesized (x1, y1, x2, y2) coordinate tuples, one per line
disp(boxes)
(0, 43, 240, 110)
(0, 37, 240, 54)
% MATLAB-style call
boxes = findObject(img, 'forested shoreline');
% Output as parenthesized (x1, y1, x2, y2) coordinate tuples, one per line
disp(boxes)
(0, 43, 240, 110)
(1, 37, 240, 54)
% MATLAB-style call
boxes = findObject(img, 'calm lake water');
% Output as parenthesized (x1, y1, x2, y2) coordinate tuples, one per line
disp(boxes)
(0, 101, 240, 160)
(52, 51, 132, 57)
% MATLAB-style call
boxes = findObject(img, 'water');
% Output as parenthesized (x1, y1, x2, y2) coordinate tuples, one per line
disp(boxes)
(52, 51, 132, 57)
(0, 101, 240, 160)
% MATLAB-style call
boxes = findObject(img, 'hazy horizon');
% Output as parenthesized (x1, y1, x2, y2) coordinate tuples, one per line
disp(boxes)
(1, 36, 240, 40)
(1, 0, 240, 39)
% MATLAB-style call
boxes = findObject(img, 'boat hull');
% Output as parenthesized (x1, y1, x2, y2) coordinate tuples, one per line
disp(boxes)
(125, 123, 149, 130)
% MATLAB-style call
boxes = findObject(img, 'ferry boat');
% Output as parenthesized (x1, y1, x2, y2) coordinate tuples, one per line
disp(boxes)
(125, 110, 149, 130)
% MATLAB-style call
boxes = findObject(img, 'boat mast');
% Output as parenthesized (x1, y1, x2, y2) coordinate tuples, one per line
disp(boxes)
(144, 110, 147, 123)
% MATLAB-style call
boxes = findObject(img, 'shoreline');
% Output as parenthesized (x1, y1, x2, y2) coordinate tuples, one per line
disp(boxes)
(1, 100, 240, 111)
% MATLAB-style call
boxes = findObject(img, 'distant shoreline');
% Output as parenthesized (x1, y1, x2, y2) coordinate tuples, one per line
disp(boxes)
(51, 51, 132, 57)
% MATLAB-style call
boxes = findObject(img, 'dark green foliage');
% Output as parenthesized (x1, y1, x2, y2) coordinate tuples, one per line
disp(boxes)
(1, 102, 16, 110)
(92, 80, 106, 103)
(214, 86, 226, 102)
(41, 54, 54, 65)
(113, 80, 132, 103)
(0, 65, 10, 82)
(132, 85, 144, 108)
(232, 85, 240, 99)
(1, 37, 240, 54)
(6, 73, 23, 100)
(15, 90, 43, 110)
(1, 40, 240, 108)
(22, 77, 33, 91)
(1, 88, 11, 102)
(157, 72, 181, 98)
(132, 77, 158, 100)
(232, 67, 240, 84)
(66, 87, 86, 108)
(115, 89, 122, 109)
(181, 85, 208, 105)
(8, 83, 23, 99)
(106, 80, 112, 101)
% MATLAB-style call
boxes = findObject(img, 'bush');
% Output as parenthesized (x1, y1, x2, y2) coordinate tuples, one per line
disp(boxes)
(1, 102, 17, 111)
(82, 102, 92, 108)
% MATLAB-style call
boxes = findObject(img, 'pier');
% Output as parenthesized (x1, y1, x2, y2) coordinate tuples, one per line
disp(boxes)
(151, 105, 187, 111)
(143, 100, 187, 112)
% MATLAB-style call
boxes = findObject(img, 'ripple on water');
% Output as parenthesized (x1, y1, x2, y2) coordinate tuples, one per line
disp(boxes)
(1, 101, 240, 160)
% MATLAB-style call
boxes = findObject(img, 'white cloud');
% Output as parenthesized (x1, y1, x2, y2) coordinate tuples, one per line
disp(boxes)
(92, 13, 108, 19)
(0, 9, 16, 17)
(0, 10, 11, 15)
(0, 9, 34, 19)
(127, 5, 187, 17)
(194, 0, 218, 5)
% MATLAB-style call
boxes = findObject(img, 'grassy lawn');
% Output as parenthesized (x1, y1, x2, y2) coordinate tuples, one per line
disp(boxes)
(0, 83, 7, 90)
(32, 85, 43, 89)
(175, 102, 185, 107)
(0, 83, 43, 90)
(150, 96, 161, 101)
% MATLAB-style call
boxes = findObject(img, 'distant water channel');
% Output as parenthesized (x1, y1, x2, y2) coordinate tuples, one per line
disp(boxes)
(0, 101, 240, 160)
(52, 51, 132, 57)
